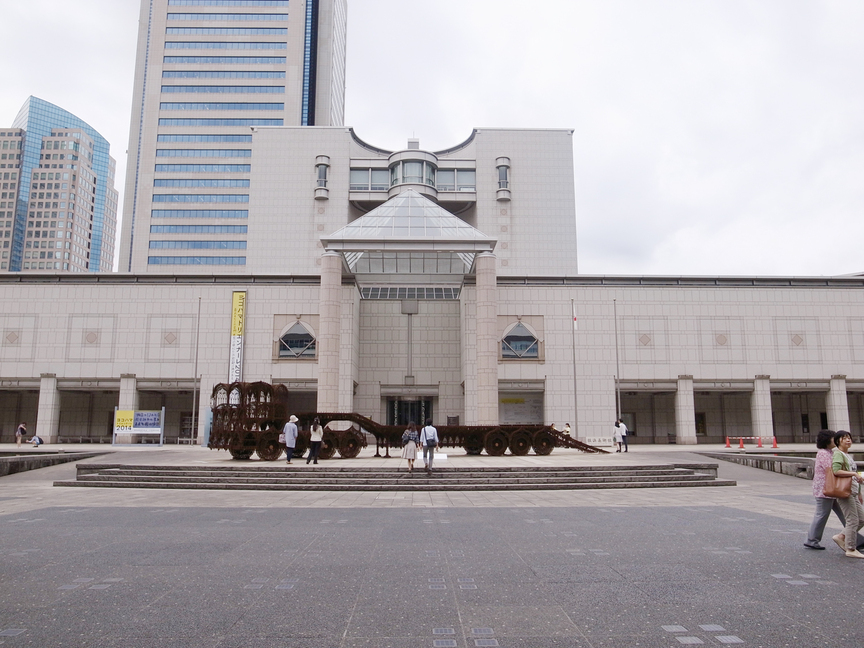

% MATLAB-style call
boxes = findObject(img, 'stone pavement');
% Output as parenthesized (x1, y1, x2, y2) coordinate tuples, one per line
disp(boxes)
(1, 443, 861, 647)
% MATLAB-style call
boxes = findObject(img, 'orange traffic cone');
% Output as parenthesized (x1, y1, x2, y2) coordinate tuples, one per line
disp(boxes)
(757, 437, 763, 448)
(772, 436, 778, 448)
(725, 437, 731, 448)
(739, 438, 744, 449)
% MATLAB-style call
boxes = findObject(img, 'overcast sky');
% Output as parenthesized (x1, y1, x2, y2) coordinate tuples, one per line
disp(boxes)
(2, 0, 862, 276)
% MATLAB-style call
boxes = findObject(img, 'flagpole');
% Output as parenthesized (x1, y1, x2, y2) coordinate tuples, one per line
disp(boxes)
(571, 298, 578, 438)
(613, 298, 621, 420)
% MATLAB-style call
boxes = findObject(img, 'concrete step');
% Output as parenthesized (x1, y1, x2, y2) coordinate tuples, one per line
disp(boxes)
(55, 462, 735, 491)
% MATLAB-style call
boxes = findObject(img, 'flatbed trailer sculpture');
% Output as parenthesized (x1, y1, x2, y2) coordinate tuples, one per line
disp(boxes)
(209, 382, 607, 461)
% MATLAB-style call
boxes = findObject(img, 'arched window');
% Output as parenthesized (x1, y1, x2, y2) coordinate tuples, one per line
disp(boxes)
(279, 321, 316, 358)
(502, 322, 539, 359)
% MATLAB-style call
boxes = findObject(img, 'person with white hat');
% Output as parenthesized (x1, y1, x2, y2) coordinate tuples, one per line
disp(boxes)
(283, 415, 299, 464)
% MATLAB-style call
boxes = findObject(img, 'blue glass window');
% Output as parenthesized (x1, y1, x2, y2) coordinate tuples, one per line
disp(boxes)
(163, 70, 285, 78)
(157, 134, 252, 142)
(149, 240, 247, 249)
(158, 119, 282, 126)
(156, 149, 252, 157)
(148, 256, 247, 265)
(154, 179, 250, 188)
(167, 13, 288, 20)
(165, 41, 286, 49)
(169, 0, 288, 5)
(151, 210, 249, 218)
(153, 194, 249, 203)
(166, 27, 287, 34)
(163, 56, 286, 64)
(160, 102, 283, 110)
(155, 164, 251, 172)
(161, 85, 284, 93)
(151, 225, 248, 233)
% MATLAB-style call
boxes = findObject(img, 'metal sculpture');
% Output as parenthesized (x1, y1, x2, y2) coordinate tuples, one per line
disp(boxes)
(209, 382, 606, 460)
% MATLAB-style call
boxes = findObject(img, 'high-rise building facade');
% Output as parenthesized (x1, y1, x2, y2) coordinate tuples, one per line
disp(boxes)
(120, 0, 348, 273)
(1, 97, 118, 273)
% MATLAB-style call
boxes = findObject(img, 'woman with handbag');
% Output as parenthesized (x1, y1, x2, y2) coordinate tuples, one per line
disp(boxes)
(805, 430, 846, 549)
(831, 430, 864, 558)
(400, 422, 420, 472)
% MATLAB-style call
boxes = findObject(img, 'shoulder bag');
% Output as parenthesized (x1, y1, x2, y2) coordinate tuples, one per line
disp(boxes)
(823, 465, 852, 499)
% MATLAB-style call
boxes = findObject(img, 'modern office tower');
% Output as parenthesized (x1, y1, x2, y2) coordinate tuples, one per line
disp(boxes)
(120, 0, 348, 273)
(0, 97, 119, 273)
(0, 129, 24, 271)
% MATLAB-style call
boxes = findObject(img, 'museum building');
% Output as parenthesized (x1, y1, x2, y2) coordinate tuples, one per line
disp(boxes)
(2, 125, 864, 447)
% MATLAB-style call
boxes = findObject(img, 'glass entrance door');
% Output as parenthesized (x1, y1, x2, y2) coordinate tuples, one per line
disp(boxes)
(386, 398, 432, 426)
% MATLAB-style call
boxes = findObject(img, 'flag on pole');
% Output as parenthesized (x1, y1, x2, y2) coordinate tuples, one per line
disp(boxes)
(572, 301, 578, 331)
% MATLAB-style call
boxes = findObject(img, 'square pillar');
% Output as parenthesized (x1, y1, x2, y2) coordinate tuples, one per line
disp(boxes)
(37, 373, 61, 443)
(474, 252, 499, 425)
(827, 375, 851, 432)
(120, 374, 139, 411)
(317, 251, 343, 412)
(675, 375, 697, 445)
(751, 375, 774, 439)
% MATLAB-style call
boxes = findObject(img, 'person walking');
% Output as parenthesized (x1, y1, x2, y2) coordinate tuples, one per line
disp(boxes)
(831, 430, 864, 558)
(307, 417, 323, 465)
(617, 418, 629, 452)
(283, 415, 299, 464)
(15, 422, 26, 449)
(420, 418, 439, 474)
(613, 420, 623, 452)
(806, 430, 846, 550)
(401, 421, 420, 472)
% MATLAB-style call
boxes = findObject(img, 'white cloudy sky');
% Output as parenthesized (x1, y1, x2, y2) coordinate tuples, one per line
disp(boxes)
(2, 0, 862, 276)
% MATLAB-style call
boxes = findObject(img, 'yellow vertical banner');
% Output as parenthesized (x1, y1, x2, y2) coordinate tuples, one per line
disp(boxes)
(229, 291, 246, 382)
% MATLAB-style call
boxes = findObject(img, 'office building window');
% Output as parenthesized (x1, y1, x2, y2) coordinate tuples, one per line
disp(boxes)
(152, 194, 249, 203)
(148, 256, 247, 265)
(161, 85, 285, 93)
(164, 42, 286, 49)
(158, 119, 283, 126)
(168, 0, 289, 5)
(156, 149, 252, 157)
(163, 56, 286, 65)
(154, 179, 250, 188)
(159, 102, 284, 111)
(151, 209, 249, 218)
(167, 13, 288, 21)
(151, 225, 248, 234)
(155, 164, 251, 173)
(157, 134, 252, 143)
(163, 70, 285, 79)
(149, 240, 247, 249)
(166, 27, 288, 35)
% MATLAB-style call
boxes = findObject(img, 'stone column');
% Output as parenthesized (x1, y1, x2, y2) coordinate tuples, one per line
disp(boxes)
(119, 374, 139, 411)
(37, 373, 61, 443)
(317, 251, 343, 412)
(675, 375, 697, 445)
(475, 252, 499, 425)
(827, 375, 851, 432)
(750, 375, 773, 441)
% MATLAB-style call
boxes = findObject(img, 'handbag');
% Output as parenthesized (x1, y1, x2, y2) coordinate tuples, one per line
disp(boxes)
(278, 433, 286, 445)
(823, 465, 852, 499)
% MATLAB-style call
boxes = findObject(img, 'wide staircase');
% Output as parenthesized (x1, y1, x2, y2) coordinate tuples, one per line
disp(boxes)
(54, 462, 735, 491)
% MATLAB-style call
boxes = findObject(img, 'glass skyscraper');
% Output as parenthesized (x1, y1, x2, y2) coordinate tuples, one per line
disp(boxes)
(2, 97, 118, 272)
(120, 0, 347, 272)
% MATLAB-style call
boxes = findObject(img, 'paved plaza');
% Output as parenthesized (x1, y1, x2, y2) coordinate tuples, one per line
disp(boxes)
(1, 444, 861, 647)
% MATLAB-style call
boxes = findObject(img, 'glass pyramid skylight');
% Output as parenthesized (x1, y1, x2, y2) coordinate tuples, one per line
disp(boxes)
(321, 189, 496, 275)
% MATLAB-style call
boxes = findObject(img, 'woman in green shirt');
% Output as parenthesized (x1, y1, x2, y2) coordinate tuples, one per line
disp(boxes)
(831, 430, 864, 558)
